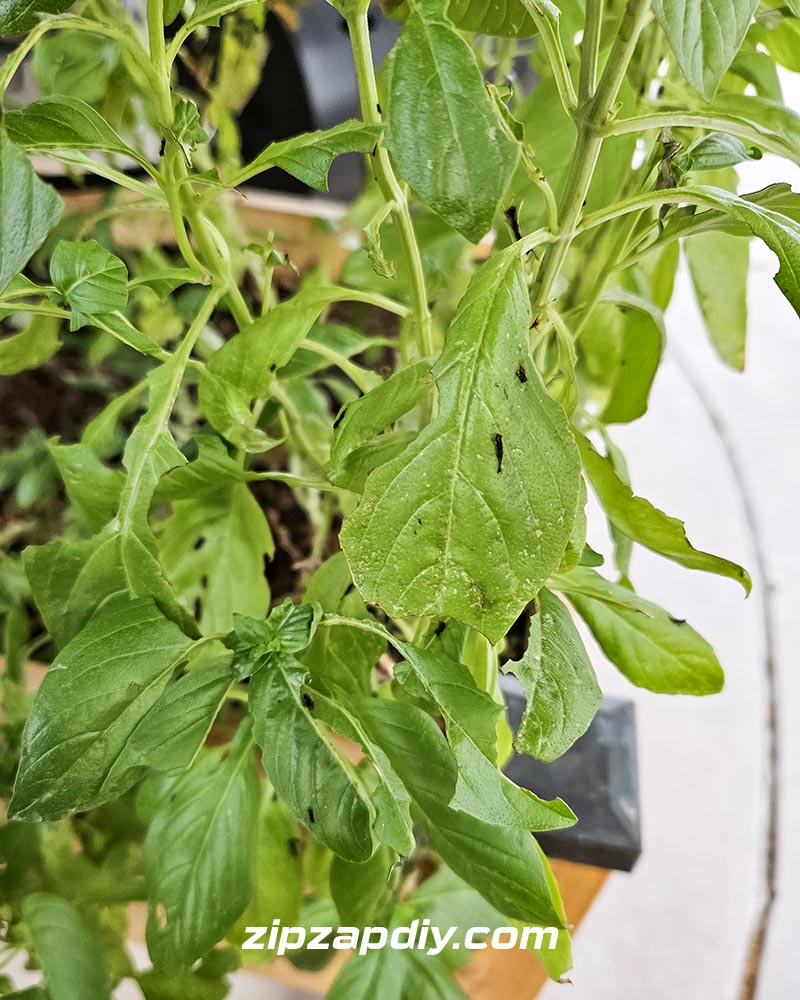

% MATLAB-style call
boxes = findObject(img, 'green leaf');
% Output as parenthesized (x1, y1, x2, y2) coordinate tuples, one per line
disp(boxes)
(682, 168, 749, 370)
(555, 567, 725, 695)
(312, 691, 415, 857)
(329, 947, 407, 1000)
(652, 0, 759, 100)
(171, 98, 209, 164)
(358, 699, 565, 926)
(23, 894, 109, 1000)
(163, 0, 184, 24)
(32, 33, 118, 103)
(113, 345, 202, 633)
(342, 252, 581, 643)
(385, 2, 519, 241)
(160, 484, 273, 634)
(229, 599, 322, 678)
(502, 588, 601, 762)
(50, 239, 128, 330)
(661, 183, 800, 326)
(9, 598, 195, 821)
(0, 313, 61, 375)
(675, 133, 762, 174)
(126, 654, 233, 773)
(393, 639, 575, 831)
(686, 229, 749, 369)
(581, 289, 664, 424)
(3, 97, 135, 158)
(576, 432, 751, 593)
(235, 121, 383, 190)
(248, 652, 375, 861)
(301, 553, 386, 698)
(145, 722, 260, 969)
(227, 797, 304, 958)
(0, 139, 62, 297)
(0, 0, 74, 35)
(328, 360, 433, 489)
(330, 844, 396, 927)
(751, 16, 800, 72)
(446, 0, 532, 36)
(710, 94, 800, 166)
(200, 284, 369, 447)
(185, 0, 261, 30)
(48, 440, 124, 532)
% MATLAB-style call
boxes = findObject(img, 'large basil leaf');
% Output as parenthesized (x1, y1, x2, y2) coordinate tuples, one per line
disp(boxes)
(248, 652, 375, 861)
(0, 139, 62, 296)
(9, 598, 195, 821)
(342, 252, 581, 643)
(503, 588, 601, 762)
(555, 568, 724, 695)
(23, 894, 109, 1000)
(145, 723, 260, 969)
(385, 1, 519, 241)
(653, 0, 759, 100)
(576, 433, 751, 592)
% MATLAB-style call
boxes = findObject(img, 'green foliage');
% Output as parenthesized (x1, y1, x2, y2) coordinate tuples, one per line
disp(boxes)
(385, 0, 519, 241)
(1, 0, 793, 993)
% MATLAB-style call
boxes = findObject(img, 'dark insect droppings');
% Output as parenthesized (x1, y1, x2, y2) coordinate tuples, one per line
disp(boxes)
(505, 205, 522, 242)
(307, 807, 315, 825)
(434, 621, 446, 636)
(302, 692, 315, 710)
(516, 364, 528, 384)
(288, 837, 300, 857)
(159, 138, 166, 157)
(494, 433, 504, 473)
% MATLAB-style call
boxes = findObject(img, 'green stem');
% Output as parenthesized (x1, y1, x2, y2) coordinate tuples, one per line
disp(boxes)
(579, 0, 603, 103)
(520, 0, 578, 115)
(576, 185, 736, 233)
(346, 5, 434, 358)
(146, 0, 174, 126)
(533, 0, 651, 313)
(602, 111, 800, 165)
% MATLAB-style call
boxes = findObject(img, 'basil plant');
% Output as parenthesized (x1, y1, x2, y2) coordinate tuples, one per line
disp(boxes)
(0, 0, 794, 995)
